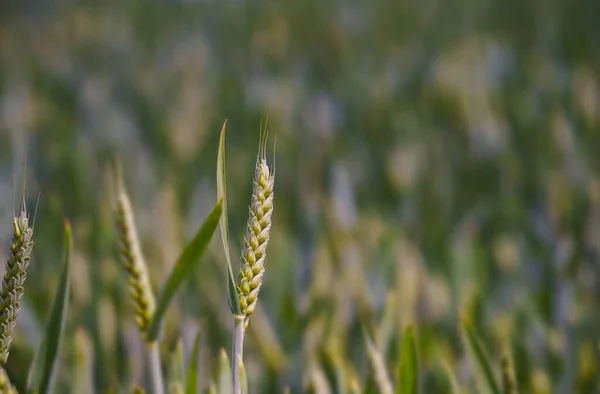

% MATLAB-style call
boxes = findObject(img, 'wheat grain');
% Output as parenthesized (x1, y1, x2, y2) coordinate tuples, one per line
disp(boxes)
(0, 208, 33, 367)
(237, 135, 275, 329)
(115, 181, 156, 340)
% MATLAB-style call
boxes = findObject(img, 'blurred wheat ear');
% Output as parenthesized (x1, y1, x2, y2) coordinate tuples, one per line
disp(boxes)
(0, 202, 34, 367)
(501, 352, 518, 394)
(114, 171, 156, 340)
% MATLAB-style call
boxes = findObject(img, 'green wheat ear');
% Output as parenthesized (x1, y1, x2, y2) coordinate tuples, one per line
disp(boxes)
(114, 170, 156, 340)
(0, 206, 34, 367)
(237, 131, 275, 329)
(501, 352, 519, 394)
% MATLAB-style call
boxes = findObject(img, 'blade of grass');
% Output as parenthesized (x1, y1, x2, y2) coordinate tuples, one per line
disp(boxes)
(363, 328, 393, 394)
(217, 348, 232, 394)
(397, 326, 419, 394)
(147, 200, 223, 341)
(27, 220, 72, 394)
(72, 328, 94, 394)
(168, 339, 185, 394)
(459, 316, 501, 394)
(216, 120, 242, 316)
(185, 330, 202, 394)
(239, 358, 248, 394)
(441, 361, 462, 394)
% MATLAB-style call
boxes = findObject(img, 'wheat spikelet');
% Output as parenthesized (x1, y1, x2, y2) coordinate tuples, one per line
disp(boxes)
(501, 352, 519, 394)
(0, 367, 16, 394)
(115, 181, 156, 340)
(237, 134, 275, 329)
(0, 208, 33, 367)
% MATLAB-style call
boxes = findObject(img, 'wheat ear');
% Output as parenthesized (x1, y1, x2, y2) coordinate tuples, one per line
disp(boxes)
(0, 367, 16, 394)
(0, 207, 34, 367)
(115, 181, 156, 340)
(237, 134, 275, 330)
(501, 352, 519, 394)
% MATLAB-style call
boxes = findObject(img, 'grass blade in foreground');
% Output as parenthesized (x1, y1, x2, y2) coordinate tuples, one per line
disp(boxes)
(168, 340, 185, 394)
(72, 328, 94, 394)
(147, 200, 223, 341)
(27, 220, 72, 394)
(185, 330, 202, 394)
(460, 316, 501, 394)
(441, 361, 462, 394)
(364, 330, 394, 394)
(216, 120, 241, 316)
(397, 326, 419, 394)
(217, 348, 232, 394)
(239, 359, 248, 394)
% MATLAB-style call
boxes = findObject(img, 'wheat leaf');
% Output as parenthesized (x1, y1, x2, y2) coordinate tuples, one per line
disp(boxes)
(217, 348, 232, 394)
(397, 326, 419, 394)
(217, 120, 242, 316)
(185, 330, 202, 394)
(239, 358, 248, 394)
(147, 200, 223, 341)
(460, 316, 501, 394)
(27, 220, 72, 394)
(364, 329, 394, 394)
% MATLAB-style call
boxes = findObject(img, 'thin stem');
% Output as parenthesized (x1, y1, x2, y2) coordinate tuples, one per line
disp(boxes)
(148, 341, 165, 394)
(232, 315, 245, 394)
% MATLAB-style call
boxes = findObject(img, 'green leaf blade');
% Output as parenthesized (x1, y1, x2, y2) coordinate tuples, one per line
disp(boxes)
(239, 358, 248, 394)
(28, 219, 72, 394)
(217, 348, 232, 394)
(460, 316, 501, 394)
(168, 339, 185, 394)
(397, 326, 419, 394)
(185, 330, 202, 394)
(216, 120, 241, 316)
(147, 200, 223, 341)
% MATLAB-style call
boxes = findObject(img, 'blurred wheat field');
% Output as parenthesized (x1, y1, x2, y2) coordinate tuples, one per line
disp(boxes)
(0, 0, 600, 393)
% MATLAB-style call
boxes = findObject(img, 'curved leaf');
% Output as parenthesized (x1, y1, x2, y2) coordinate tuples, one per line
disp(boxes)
(217, 120, 241, 316)
(27, 220, 72, 394)
(147, 200, 223, 341)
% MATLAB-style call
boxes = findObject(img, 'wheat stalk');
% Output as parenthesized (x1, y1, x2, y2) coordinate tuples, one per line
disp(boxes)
(0, 207, 34, 367)
(0, 367, 16, 394)
(115, 182, 156, 340)
(237, 135, 275, 330)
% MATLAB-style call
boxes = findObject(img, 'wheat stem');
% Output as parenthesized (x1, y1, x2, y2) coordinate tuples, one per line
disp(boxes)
(148, 341, 164, 394)
(232, 315, 244, 394)
(0, 367, 16, 394)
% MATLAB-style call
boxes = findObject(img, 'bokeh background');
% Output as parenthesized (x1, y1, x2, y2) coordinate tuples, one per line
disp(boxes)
(1, 0, 600, 392)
